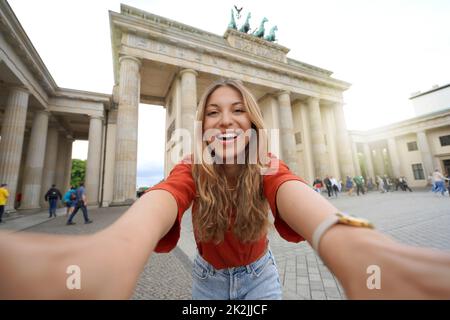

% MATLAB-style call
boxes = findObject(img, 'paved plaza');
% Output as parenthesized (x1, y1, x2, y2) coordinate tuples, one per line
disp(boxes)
(1, 189, 449, 300)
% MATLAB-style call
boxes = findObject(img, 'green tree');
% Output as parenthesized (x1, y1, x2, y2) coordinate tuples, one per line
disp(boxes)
(71, 159, 86, 187)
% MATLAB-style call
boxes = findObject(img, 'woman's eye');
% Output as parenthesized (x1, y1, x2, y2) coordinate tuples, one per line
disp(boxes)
(206, 111, 218, 116)
(234, 109, 244, 113)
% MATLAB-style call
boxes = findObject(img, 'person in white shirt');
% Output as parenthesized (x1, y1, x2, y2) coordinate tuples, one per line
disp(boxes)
(432, 169, 449, 196)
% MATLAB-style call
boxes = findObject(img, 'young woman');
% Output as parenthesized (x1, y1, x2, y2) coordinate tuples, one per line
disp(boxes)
(0, 79, 450, 299)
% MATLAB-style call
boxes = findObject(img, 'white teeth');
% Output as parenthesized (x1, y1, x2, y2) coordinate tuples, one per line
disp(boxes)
(217, 133, 238, 140)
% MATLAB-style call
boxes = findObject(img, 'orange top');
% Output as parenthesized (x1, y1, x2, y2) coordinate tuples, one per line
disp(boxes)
(147, 154, 306, 269)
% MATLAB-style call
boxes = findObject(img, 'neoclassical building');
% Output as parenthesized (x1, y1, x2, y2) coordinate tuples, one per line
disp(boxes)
(0, 1, 110, 212)
(12, 2, 446, 213)
(106, 4, 356, 204)
(350, 84, 450, 187)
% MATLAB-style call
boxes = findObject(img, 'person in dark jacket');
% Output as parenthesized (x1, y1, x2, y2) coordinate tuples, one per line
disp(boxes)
(323, 176, 332, 198)
(44, 184, 62, 218)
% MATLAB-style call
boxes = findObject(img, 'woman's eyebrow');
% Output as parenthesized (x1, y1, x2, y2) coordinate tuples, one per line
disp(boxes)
(206, 101, 244, 108)
(206, 101, 244, 109)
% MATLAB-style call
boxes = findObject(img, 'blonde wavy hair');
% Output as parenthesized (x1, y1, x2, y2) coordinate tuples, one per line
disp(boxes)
(192, 79, 271, 243)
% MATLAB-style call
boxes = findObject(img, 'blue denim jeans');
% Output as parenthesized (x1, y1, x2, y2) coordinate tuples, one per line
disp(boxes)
(48, 198, 57, 217)
(435, 181, 446, 195)
(192, 249, 282, 300)
(67, 201, 90, 223)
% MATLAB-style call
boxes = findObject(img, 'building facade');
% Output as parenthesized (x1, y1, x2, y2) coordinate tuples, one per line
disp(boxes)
(350, 84, 450, 187)
(0, 1, 110, 212)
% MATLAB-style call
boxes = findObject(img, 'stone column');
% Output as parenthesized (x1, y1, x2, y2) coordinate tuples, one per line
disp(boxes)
(351, 140, 362, 176)
(20, 110, 49, 209)
(363, 143, 375, 180)
(179, 69, 198, 144)
(86, 116, 103, 206)
(334, 103, 356, 178)
(324, 107, 340, 179)
(102, 110, 117, 207)
(41, 127, 59, 207)
(307, 97, 328, 178)
(387, 138, 401, 177)
(416, 131, 434, 178)
(113, 56, 141, 204)
(299, 102, 314, 183)
(0, 87, 30, 211)
(55, 132, 68, 194)
(373, 146, 385, 176)
(63, 137, 74, 191)
(276, 91, 299, 174)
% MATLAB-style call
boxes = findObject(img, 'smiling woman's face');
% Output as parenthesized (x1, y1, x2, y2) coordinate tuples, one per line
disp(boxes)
(203, 85, 252, 162)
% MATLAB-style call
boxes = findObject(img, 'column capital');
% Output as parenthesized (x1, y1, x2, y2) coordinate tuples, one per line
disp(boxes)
(8, 85, 29, 95)
(119, 55, 142, 68)
(179, 68, 198, 77)
(306, 96, 320, 104)
(275, 90, 290, 98)
(89, 114, 104, 121)
(35, 109, 50, 116)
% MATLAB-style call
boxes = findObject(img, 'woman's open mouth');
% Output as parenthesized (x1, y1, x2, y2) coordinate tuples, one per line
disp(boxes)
(216, 132, 240, 145)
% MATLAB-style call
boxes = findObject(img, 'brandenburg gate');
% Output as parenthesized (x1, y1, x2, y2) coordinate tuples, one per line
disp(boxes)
(0, 3, 355, 211)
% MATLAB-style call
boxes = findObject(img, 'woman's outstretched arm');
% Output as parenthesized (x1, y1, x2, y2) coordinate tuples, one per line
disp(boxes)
(276, 180, 450, 299)
(0, 190, 177, 299)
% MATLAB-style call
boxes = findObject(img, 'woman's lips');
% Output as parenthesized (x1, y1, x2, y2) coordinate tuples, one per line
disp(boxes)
(215, 132, 241, 145)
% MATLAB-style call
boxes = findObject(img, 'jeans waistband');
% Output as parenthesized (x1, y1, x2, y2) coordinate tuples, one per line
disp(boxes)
(194, 248, 273, 276)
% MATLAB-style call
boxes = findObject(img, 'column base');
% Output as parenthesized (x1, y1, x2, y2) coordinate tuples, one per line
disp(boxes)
(109, 199, 135, 207)
(18, 204, 42, 211)
(17, 208, 42, 215)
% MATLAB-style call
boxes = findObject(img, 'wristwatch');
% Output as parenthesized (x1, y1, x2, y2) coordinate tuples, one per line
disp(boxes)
(312, 213, 374, 255)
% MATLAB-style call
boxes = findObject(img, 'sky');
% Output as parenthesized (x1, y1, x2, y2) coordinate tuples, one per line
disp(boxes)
(7, 0, 450, 187)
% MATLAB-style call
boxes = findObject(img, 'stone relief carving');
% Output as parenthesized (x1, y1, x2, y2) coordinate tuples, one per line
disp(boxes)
(125, 34, 341, 98)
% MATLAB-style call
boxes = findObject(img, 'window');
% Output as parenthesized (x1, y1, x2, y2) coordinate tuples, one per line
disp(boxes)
(295, 132, 302, 145)
(407, 141, 418, 151)
(439, 135, 450, 147)
(411, 163, 425, 180)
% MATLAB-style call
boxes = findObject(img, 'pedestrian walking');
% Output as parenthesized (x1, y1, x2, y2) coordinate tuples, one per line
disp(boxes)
(345, 176, 354, 196)
(432, 169, 449, 196)
(377, 176, 385, 193)
(367, 177, 374, 192)
(353, 175, 365, 196)
(324, 176, 332, 198)
(330, 176, 339, 198)
(44, 184, 62, 218)
(399, 177, 412, 192)
(2, 79, 450, 300)
(0, 183, 9, 224)
(63, 186, 77, 216)
(312, 178, 323, 193)
(66, 182, 93, 225)
(445, 171, 450, 197)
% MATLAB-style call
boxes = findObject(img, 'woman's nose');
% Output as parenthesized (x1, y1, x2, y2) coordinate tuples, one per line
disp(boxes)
(219, 111, 233, 127)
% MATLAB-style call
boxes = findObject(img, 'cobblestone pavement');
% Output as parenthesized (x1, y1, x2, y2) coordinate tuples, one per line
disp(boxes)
(272, 189, 450, 300)
(20, 190, 450, 300)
